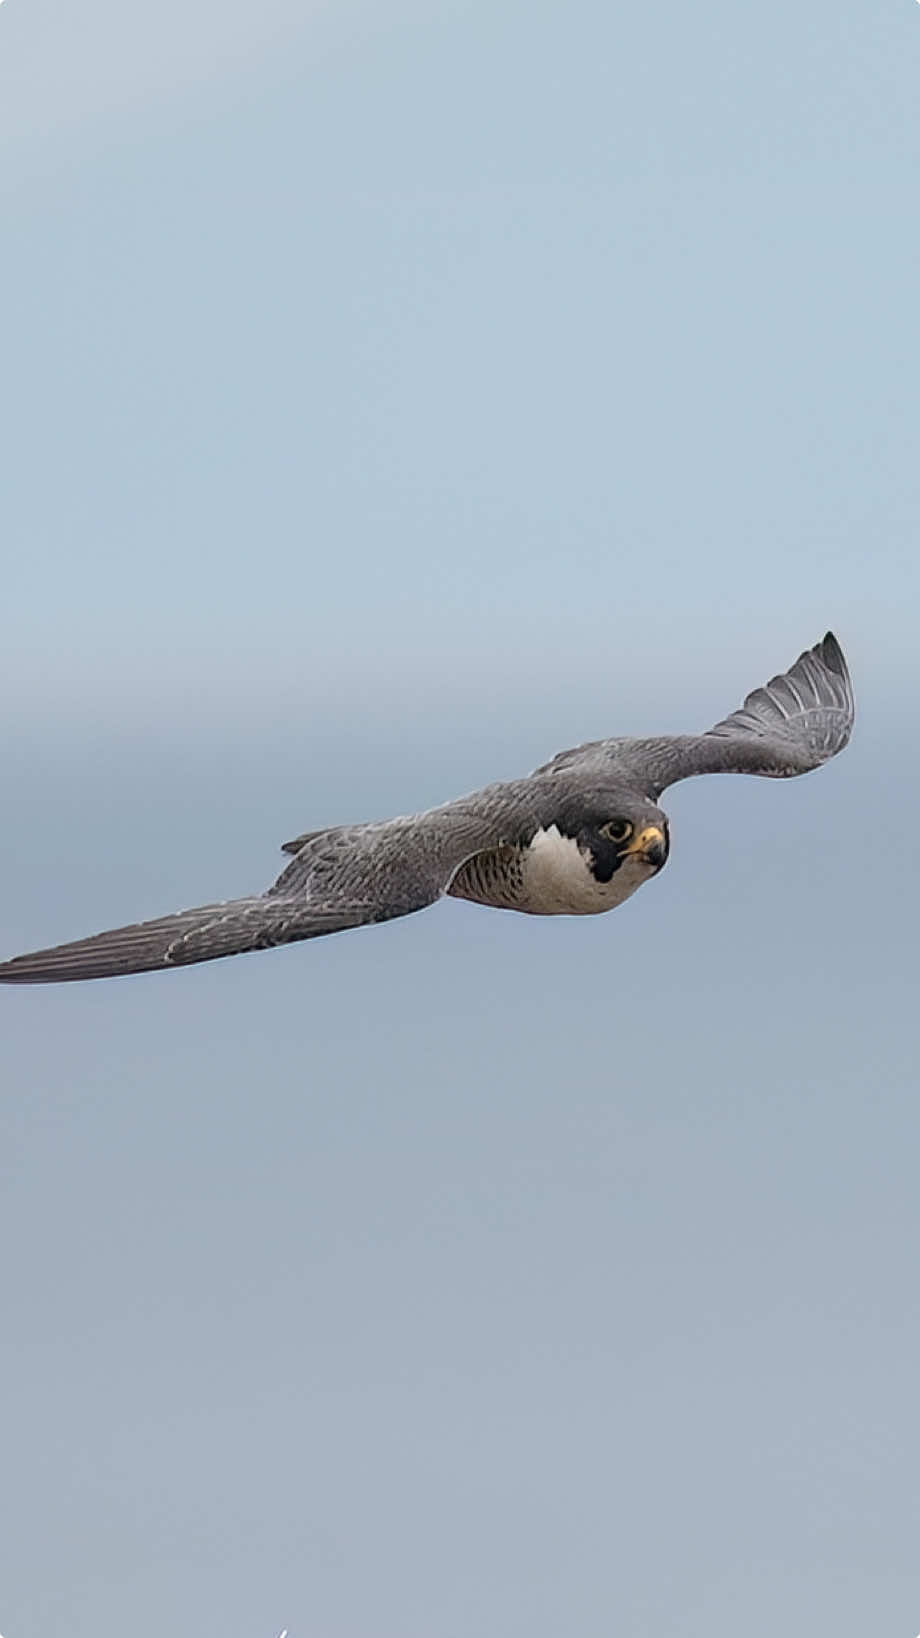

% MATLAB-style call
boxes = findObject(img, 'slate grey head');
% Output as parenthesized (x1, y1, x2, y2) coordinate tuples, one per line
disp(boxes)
(544, 784, 670, 885)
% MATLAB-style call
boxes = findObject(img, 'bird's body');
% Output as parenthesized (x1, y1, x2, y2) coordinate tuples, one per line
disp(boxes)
(0, 633, 853, 984)
(448, 822, 664, 915)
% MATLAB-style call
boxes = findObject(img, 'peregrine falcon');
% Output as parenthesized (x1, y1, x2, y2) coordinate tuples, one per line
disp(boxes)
(0, 632, 853, 984)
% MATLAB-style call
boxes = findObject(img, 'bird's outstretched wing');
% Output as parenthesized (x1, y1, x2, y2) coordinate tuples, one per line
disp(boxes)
(535, 632, 854, 799)
(0, 784, 548, 984)
(0, 897, 391, 985)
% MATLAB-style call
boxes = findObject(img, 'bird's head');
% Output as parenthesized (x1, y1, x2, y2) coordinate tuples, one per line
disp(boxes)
(565, 791, 670, 885)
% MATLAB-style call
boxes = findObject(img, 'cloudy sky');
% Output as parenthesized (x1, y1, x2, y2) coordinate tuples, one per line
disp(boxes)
(1, 3, 919, 1636)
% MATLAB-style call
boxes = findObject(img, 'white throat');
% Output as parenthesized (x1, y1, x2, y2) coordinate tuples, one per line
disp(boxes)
(521, 824, 653, 916)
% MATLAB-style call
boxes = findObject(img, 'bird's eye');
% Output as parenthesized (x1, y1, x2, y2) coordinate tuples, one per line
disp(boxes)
(599, 819, 633, 844)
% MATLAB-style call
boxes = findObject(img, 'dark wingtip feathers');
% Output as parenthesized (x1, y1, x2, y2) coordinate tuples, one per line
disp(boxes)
(817, 630, 848, 677)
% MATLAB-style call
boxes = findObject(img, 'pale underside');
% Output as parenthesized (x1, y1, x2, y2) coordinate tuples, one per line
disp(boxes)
(448, 824, 656, 915)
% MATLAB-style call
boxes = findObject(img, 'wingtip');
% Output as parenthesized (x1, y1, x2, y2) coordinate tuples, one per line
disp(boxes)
(803, 630, 854, 738)
(819, 630, 846, 668)
(815, 630, 853, 700)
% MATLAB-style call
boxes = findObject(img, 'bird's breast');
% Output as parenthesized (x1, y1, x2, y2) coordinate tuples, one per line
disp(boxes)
(447, 825, 654, 916)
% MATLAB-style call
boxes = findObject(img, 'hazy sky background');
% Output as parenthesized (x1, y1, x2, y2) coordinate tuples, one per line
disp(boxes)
(1, 3, 919, 1636)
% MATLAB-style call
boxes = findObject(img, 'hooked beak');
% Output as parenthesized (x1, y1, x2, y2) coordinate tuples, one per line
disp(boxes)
(624, 825, 668, 870)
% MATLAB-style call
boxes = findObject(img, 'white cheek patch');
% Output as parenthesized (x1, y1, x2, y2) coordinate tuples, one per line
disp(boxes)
(527, 824, 586, 881)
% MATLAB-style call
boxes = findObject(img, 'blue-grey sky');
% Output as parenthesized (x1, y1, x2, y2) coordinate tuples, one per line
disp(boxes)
(1, 3, 919, 1637)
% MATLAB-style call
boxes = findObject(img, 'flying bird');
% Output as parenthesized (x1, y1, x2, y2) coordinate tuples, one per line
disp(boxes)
(0, 632, 853, 984)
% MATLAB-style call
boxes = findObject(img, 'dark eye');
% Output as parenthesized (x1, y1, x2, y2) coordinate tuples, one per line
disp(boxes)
(599, 819, 633, 844)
